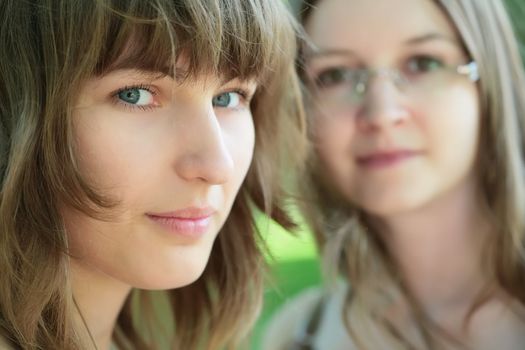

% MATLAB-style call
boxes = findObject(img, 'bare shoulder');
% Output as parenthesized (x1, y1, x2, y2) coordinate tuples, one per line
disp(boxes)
(262, 286, 325, 350)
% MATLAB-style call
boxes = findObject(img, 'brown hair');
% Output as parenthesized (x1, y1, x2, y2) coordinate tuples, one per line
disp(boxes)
(0, 0, 305, 348)
(295, 0, 525, 348)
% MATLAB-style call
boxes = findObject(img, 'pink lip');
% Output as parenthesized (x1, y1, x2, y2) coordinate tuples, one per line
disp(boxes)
(356, 150, 420, 169)
(146, 207, 216, 238)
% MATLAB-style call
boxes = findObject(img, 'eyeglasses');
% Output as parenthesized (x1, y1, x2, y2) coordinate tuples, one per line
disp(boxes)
(303, 58, 479, 112)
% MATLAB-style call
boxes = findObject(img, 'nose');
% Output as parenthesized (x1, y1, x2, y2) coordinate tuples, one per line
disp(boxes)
(355, 74, 409, 132)
(175, 106, 234, 184)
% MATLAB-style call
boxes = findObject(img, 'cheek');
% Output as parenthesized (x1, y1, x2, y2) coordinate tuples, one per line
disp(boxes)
(314, 116, 356, 184)
(224, 114, 255, 186)
(313, 118, 354, 164)
(73, 111, 133, 188)
(72, 108, 167, 204)
(425, 87, 481, 172)
(75, 138, 134, 192)
(62, 206, 116, 266)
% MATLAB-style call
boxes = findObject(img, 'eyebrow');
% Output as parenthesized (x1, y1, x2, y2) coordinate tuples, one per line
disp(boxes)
(100, 66, 188, 82)
(404, 32, 460, 46)
(303, 32, 462, 60)
(99, 67, 255, 92)
(303, 49, 358, 61)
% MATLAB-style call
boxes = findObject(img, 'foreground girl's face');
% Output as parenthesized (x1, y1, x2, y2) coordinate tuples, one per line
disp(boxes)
(304, 0, 480, 217)
(64, 68, 256, 289)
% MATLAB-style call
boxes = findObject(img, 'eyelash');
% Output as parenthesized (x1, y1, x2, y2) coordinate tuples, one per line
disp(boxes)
(111, 84, 158, 112)
(110, 85, 254, 112)
(231, 88, 249, 100)
(219, 88, 252, 108)
(309, 52, 449, 73)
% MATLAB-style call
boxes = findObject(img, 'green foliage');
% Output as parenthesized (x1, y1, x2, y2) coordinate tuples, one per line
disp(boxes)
(506, 0, 525, 62)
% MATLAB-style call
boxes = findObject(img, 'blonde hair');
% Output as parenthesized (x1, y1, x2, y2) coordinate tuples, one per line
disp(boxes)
(0, 0, 305, 349)
(296, 0, 525, 348)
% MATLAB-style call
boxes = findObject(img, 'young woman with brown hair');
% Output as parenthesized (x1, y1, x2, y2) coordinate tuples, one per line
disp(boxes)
(0, 0, 305, 348)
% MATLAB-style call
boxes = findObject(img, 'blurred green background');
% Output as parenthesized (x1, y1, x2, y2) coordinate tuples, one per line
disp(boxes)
(249, 213, 321, 350)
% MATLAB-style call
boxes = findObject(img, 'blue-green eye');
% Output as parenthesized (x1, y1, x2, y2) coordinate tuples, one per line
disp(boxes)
(212, 91, 241, 108)
(406, 55, 444, 74)
(116, 87, 155, 106)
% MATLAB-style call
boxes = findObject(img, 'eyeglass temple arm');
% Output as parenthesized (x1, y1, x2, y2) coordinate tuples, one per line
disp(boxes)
(457, 61, 479, 81)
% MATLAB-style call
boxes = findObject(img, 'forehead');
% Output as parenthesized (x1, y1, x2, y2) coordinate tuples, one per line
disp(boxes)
(304, 0, 461, 55)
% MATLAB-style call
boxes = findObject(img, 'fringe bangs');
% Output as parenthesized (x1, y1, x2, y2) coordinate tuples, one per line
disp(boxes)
(93, 0, 290, 83)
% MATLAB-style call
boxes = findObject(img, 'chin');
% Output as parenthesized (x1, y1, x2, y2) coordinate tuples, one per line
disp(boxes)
(356, 189, 432, 218)
(135, 272, 205, 291)
(130, 257, 210, 291)
(362, 201, 416, 218)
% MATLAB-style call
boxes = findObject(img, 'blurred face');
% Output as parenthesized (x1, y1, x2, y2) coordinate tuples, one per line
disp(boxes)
(64, 67, 256, 289)
(304, 0, 480, 217)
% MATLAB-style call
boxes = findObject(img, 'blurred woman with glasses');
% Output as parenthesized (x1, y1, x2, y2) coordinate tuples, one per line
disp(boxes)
(264, 0, 525, 349)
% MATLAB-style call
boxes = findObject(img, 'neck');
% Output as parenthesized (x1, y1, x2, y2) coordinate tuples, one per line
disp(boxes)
(376, 179, 492, 326)
(71, 259, 132, 350)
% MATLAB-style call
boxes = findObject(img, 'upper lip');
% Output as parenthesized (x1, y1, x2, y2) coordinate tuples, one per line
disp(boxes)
(146, 206, 216, 219)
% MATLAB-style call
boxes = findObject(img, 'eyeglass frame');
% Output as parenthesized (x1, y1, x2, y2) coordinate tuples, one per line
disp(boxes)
(302, 60, 480, 105)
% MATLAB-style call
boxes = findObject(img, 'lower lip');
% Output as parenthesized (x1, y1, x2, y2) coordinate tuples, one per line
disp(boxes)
(147, 215, 212, 238)
(357, 152, 418, 169)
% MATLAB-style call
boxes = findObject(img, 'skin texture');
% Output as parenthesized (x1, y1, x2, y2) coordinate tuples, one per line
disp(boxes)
(62, 68, 256, 348)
